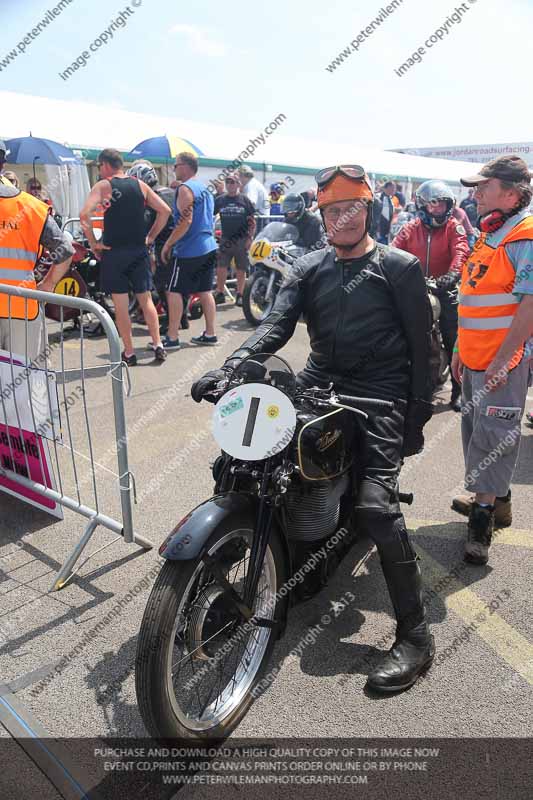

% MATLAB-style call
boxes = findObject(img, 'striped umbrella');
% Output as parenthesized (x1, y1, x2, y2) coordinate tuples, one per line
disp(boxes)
(127, 135, 204, 160)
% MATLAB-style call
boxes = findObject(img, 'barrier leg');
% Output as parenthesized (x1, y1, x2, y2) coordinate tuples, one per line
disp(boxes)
(131, 530, 153, 550)
(50, 518, 99, 592)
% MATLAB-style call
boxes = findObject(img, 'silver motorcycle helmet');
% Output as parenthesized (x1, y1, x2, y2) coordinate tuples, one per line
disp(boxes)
(415, 180, 455, 227)
(127, 162, 158, 188)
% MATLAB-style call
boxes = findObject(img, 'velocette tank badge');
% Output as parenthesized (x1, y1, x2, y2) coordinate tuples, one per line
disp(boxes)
(317, 429, 341, 451)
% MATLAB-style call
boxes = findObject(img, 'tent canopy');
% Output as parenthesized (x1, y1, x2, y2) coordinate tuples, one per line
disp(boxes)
(1, 90, 485, 185)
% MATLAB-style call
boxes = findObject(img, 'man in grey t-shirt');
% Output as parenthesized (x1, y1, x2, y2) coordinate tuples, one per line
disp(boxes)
(237, 165, 269, 216)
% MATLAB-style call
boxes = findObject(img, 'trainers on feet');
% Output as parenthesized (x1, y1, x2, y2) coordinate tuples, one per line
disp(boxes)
(154, 345, 167, 362)
(235, 293, 243, 307)
(191, 331, 218, 346)
(213, 291, 226, 305)
(162, 335, 181, 350)
(121, 351, 137, 367)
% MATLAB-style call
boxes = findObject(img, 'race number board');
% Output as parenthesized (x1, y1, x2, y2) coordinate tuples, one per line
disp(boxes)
(0, 351, 63, 518)
(54, 275, 82, 298)
(212, 383, 296, 461)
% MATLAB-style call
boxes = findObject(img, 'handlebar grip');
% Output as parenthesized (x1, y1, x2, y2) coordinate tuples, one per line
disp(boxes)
(336, 394, 395, 412)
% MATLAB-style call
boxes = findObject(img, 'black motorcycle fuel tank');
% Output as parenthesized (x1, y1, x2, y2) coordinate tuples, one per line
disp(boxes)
(294, 406, 356, 481)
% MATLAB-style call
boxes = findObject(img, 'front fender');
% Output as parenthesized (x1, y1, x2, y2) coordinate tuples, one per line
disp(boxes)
(159, 492, 256, 560)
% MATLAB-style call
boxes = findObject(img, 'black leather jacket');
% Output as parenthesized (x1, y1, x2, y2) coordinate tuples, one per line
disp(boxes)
(294, 211, 325, 250)
(228, 243, 433, 402)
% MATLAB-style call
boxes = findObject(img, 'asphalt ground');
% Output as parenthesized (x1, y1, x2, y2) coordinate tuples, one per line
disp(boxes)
(1, 302, 532, 796)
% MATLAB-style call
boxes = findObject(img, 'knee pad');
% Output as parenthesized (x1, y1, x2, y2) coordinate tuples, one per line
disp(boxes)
(355, 481, 415, 562)
(376, 516, 417, 563)
(354, 479, 401, 520)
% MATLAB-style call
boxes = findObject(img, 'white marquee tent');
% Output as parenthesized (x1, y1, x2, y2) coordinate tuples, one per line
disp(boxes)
(1, 90, 484, 193)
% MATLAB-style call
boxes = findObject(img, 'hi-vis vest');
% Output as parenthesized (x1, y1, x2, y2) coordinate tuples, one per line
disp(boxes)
(0, 190, 49, 320)
(458, 215, 533, 371)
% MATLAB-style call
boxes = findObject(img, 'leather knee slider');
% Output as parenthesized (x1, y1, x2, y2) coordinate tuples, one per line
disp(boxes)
(354, 479, 401, 520)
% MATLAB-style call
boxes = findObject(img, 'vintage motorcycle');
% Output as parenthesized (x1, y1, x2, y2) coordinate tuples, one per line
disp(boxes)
(242, 222, 306, 326)
(135, 353, 412, 741)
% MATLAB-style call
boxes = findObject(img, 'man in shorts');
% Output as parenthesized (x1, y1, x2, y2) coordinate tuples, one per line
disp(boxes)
(80, 148, 171, 365)
(161, 153, 217, 348)
(213, 173, 256, 307)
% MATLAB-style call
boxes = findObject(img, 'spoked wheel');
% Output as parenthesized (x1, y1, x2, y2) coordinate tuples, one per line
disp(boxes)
(135, 513, 287, 741)
(242, 271, 277, 326)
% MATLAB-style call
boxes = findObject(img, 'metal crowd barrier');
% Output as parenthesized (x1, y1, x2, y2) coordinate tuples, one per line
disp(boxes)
(0, 285, 153, 591)
(255, 214, 284, 234)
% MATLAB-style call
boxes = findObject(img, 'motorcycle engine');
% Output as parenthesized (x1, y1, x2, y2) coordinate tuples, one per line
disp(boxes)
(285, 473, 350, 542)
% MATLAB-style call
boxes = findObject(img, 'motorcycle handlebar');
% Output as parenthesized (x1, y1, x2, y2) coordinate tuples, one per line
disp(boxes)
(335, 394, 395, 411)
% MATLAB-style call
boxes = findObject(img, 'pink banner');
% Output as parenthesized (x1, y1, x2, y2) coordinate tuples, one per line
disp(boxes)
(0, 353, 63, 518)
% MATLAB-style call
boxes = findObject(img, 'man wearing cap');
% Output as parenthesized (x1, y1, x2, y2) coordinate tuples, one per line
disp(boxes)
(452, 156, 533, 564)
(191, 165, 436, 693)
(213, 173, 256, 307)
(237, 165, 270, 217)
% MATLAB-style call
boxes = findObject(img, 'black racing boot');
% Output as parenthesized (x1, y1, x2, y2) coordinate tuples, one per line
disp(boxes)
(464, 502, 494, 565)
(366, 558, 435, 692)
(450, 376, 462, 412)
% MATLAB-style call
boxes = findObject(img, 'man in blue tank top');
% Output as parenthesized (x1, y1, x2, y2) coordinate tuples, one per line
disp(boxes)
(81, 148, 171, 365)
(161, 153, 218, 349)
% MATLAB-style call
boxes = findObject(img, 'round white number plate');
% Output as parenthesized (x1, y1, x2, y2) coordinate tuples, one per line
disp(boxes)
(212, 383, 296, 461)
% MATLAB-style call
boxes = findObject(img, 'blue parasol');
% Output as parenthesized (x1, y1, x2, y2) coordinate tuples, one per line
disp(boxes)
(5, 136, 81, 167)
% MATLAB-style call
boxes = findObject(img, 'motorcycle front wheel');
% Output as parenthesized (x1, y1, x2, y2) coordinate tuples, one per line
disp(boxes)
(135, 511, 287, 741)
(242, 269, 277, 326)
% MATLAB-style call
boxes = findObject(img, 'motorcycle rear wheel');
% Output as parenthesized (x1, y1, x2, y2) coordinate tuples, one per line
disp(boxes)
(135, 512, 287, 741)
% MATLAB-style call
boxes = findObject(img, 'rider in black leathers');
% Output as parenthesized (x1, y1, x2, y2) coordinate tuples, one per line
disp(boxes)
(282, 192, 325, 251)
(192, 165, 435, 693)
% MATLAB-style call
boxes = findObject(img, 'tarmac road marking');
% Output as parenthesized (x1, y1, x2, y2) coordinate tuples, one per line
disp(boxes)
(414, 541, 533, 686)
(408, 519, 533, 549)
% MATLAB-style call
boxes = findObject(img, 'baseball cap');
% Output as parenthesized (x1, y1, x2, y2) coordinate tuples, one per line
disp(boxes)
(225, 172, 239, 183)
(460, 155, 532, 187)
(238, 164, 254, 177)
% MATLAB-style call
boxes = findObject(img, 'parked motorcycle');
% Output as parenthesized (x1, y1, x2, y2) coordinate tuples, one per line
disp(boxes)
(135, 353, 412, 741)
(242, 222, 306, 326)
(426, 277, 452, 391)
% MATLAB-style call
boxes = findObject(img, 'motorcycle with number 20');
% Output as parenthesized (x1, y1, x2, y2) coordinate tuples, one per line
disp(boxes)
(135, 353, 413, 741)
(242, 222, 306, 327)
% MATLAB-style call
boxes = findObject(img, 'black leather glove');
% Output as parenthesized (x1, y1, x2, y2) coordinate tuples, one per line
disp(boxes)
(435, 271, 459, 292)
(191, 369, 230, 404)
(401, 398, 433, 457)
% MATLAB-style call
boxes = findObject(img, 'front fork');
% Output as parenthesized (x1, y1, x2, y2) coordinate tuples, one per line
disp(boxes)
(264, 270, 276, 302)
(203, 460, 278, 630)
(243, 460, 275, 610)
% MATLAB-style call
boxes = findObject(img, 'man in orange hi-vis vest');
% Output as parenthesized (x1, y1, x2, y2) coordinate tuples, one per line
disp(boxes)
(451, 156, 533, 565)
(0, 150, 74, 362)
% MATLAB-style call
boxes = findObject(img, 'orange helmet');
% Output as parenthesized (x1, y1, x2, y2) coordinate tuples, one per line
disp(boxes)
(316, 165, 373, 208)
